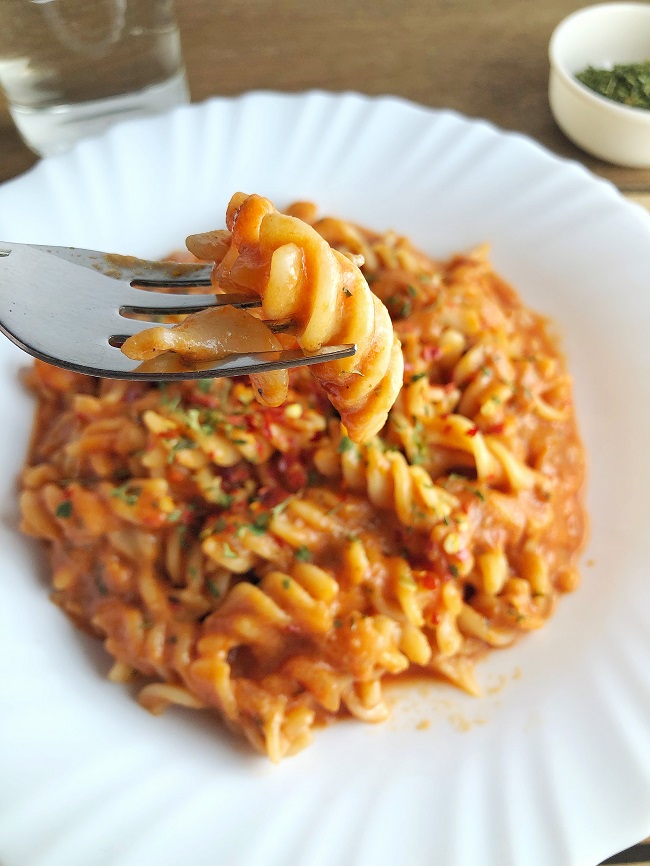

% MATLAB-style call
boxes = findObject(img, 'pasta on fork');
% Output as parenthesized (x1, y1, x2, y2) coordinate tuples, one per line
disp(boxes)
(123, 193, 404, 443)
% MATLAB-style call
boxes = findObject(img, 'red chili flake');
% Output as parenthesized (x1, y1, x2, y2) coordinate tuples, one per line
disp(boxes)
(466, 425, 479, 437)
(191, 392, 220, 409)
(141, 515, 163, 529)
(415, 570, 441, 590)
(285, 622, 302, 636)
(221, 465, 250, 488)
(422, 345, 442, 361)
(167, 467, 189, 484)
(257, 485, 289, 508)
(174, 506, 196, 525)
(277, 453, 308, 491)
(262, 413, 276, 440)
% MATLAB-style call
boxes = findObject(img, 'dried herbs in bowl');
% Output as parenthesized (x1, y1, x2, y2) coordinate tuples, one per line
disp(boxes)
(576, 60, 650, 110)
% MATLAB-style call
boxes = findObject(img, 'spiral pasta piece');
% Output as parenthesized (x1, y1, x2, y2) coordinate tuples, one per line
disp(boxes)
(314, 426, 458, 530)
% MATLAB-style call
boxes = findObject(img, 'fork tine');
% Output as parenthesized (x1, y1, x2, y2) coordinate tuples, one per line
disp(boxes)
(110, 316, 293, 346)
(117, 344, 357, 381)
(130, 277, 213, 288)
(120, 292, 262, 316)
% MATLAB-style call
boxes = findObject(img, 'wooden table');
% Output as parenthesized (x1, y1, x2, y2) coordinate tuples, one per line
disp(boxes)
(0, 1, 649, 863)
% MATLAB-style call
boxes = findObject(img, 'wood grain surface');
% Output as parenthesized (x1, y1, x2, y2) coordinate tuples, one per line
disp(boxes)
(0, 2, 649, 863)
(1, 0, 650, 189)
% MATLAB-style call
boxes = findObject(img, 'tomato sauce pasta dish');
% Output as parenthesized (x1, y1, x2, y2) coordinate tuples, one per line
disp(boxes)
(19, 197, 587, 761)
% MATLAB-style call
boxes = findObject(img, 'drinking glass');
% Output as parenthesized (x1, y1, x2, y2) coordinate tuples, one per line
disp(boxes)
(0, 0, 190, 156)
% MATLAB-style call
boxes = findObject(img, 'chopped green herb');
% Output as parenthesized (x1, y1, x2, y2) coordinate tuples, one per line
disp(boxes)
(56, 500, 73, 518)
(448, 563, 459, 578)
(386, 295, 412, 319)
(111, 483, 142, 506)
(271, 498, 292, 516)
(410, 419, 427, 466)
(216, 492, 234, 509)
(306, 468, 321, 487)
(338, 435, 355, 454)
(177, 524, 190, 550)
(221, 543, 238, 559)
(248, 513, 271, 535)
(576, 60, 650, 110)
(333, 617, 343, 629)
(410, 372, 427, 383)
(472, 489, 486, 502)
(184, 408, 203, 435)
(197, 378, 213, 394)
(407, 284, 418, 297)
(212, 517, 227, 532)
(167, 436, 196, 463)
(167, 508, 183, 523)
(507, 604, 526, 623)
(294, 545, 312, 562)
(160, 392, 181, 412)
(282, 578, 291, 590)
(207, 579, 222, 598)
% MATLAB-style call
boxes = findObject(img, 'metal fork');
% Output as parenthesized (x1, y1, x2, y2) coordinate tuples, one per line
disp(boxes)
(0, 241, 356, 380)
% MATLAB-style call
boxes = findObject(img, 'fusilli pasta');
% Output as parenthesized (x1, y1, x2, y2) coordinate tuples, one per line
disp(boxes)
(19, 202, 586, 761)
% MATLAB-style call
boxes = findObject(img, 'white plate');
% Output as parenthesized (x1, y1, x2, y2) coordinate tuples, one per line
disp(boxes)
(1, 91, 650, 866)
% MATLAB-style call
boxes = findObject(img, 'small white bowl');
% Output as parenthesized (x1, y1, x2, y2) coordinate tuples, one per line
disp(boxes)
(549, 2, 650, 168)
